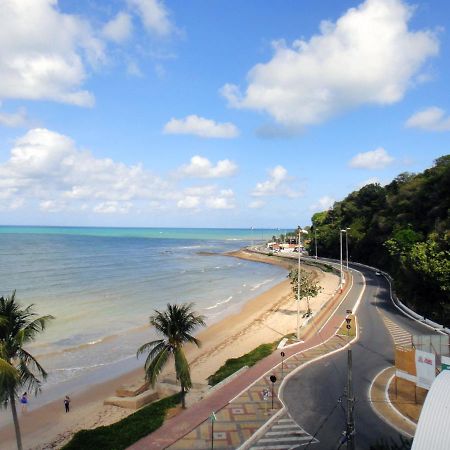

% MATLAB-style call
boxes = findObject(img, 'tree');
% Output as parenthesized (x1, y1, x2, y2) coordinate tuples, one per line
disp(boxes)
(137, 303, 206, 409)
(0, 292, 54, 450)
(288, 268, 322, 316)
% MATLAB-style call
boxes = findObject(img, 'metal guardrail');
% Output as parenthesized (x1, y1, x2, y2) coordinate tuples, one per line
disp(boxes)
(345, 261, 450, 337)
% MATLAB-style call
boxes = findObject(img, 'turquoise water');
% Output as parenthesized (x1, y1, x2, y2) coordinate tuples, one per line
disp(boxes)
(0, 226, 281, 241)
(0, 226, 288, 413)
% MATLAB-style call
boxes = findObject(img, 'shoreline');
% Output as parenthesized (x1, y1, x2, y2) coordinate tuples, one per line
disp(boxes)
(0, 249, 339, 450)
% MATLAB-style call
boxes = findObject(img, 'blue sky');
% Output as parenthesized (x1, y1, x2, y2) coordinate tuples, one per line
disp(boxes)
(0, 0, 449, 228)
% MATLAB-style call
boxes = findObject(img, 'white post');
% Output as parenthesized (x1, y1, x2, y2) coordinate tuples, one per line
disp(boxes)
(297, 226, 301, 341)
(345, 229, 349, 270)
(340, 230, 343, 289)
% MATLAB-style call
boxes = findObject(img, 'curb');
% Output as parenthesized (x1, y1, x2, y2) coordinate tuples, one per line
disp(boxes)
(238, 269, 366, 449)
(368, 367, 416, 438)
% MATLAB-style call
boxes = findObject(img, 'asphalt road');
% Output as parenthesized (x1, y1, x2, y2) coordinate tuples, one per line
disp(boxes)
(283, 263, 439, 450)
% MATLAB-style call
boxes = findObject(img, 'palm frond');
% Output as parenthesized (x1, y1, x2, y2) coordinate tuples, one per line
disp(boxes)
(16, 348, 48, 380)
(144, 347, 171, 387)
(17, 360, 42, 395)
(0, 358, 18, 383)
(22, 315, 55, 343)
(136, 339, 165, 358)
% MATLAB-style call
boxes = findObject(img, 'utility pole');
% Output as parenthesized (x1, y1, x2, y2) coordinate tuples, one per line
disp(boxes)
(345, 348, 355, 450)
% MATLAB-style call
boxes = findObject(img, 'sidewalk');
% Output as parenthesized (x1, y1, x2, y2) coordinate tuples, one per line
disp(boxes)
(129, 275, 353, 450)
(370, 367, 416, 438)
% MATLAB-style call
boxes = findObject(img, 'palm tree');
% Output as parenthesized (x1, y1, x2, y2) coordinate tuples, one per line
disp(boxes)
(0, 292, 54, 450)
(137, 302, 205, 409)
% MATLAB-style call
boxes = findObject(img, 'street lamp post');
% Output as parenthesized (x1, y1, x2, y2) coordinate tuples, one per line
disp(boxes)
(345, 228, 350, 270)
(340, 228, 350, 289)
(314, 226, 318, 259)
(340, 229, 344, 288)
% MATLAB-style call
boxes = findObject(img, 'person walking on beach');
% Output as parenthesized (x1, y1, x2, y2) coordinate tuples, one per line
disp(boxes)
(64, 395, 71, 413)
(20, 393, 28, 413)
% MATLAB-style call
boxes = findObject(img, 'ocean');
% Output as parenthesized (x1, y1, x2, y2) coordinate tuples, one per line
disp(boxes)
(0, 226, 288, 415)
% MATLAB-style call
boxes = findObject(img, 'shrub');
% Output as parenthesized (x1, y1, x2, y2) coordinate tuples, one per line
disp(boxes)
(62, 393, 180, 450)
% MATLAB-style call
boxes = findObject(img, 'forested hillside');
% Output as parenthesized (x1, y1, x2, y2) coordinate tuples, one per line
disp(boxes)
(310, 155, 450, 325)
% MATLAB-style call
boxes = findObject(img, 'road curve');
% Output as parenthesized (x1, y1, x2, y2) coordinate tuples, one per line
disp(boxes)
(282, 263, 439, 449)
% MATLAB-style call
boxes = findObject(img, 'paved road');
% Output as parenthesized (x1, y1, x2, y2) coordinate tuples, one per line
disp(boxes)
(282, 263, 439, 449)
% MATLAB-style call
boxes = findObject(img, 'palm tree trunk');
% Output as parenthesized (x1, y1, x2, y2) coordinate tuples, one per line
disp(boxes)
(9, 389, 23, 450)
(181, 383, 186, 409)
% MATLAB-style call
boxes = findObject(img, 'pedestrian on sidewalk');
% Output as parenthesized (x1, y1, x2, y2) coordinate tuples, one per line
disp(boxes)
(64, 395, 71, 413)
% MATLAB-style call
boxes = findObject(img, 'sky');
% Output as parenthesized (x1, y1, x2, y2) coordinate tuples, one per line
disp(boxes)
(0, 0, 449, 228)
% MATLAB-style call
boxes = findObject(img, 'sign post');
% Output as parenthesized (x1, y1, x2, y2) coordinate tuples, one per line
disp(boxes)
(210, 411, 216, 450)
(270, 375, 277, 410)
(345, 316, 352, 338)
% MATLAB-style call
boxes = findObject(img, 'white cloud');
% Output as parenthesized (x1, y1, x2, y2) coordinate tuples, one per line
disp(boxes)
(0, 128, 172, 213)
(205, 197, 234, 209)
(127, 0, 174, 37)
(405, 106, 450, 132)
(93, 201, 133, 214)
(177, 196, 200, 209)
(252, 165, 302, 198)
(0, 0, 105, 107)
(40, 200, 67, 213)
(221, 0, 438, 128)
(177, 187, 235, 210)
(310, 195, 335, 212)
(0, 194, 24, 211)
(178, 156, 238, 178)
(102, 12, 133, 43)
(0, 107, 28, 127)
(0, 128, 239, 215)
(163, 115, 239, 139)
(349, 147, 394, 169)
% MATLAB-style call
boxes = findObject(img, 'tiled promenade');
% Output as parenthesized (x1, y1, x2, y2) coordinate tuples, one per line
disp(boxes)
(168, 332, 349, 449)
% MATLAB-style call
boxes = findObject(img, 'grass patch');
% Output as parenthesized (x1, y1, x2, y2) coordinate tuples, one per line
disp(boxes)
(207, 342, 277, 386)
(62, 393, 180, 450)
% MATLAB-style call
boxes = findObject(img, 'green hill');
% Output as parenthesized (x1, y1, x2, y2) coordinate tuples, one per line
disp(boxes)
(310, 155, 450, 325)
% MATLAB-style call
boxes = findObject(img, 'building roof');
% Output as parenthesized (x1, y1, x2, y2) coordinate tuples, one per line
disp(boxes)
(411, 370, 450, 450)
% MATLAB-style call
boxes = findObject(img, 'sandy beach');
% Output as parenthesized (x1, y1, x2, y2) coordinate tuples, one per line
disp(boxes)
(0, 251, 339, 450)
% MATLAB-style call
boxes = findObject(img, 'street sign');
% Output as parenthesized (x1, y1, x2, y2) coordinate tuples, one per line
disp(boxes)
(280, 351, 285, 357)
(346, 309, 352, 314)
(210, 412, 217, 423)
(345, 317, 351, 324)
(270, 375, 277, 383)
(346, 324, 351, 329)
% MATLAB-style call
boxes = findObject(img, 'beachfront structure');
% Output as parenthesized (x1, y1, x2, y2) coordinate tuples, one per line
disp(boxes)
(266, 242, 307, 254)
